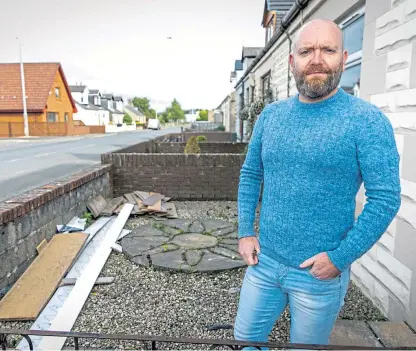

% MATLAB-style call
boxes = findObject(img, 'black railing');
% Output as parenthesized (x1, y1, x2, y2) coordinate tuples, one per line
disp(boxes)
(1, 329, 415, 350)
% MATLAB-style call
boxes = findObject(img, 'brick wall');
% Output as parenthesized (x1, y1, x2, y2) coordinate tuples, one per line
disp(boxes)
(101, 153, 245, 200)
(0, 164, 112, 290)
(166, 131, 235, 142)
(353, 0, 416, 330)
(157, 142, 247, 154)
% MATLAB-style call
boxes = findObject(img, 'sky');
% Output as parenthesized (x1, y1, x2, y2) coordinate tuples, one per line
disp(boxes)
(0, 0, 265, 112)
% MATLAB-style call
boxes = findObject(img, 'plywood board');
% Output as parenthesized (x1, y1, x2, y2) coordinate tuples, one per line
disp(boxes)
(0, 233, 87, 321)
(148, 199, 163, 212)
(37, 204, 133, 351)
(36, 239, 48, 254)
(124, 193, 137, 204)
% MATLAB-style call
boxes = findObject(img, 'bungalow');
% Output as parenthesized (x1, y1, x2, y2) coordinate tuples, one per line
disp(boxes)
(123, 105, 146, 124)
(0, 62, 77, 136)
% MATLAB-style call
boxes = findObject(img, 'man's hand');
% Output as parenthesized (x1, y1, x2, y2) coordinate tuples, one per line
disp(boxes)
(238, 236, 260, 266)
(299, 252, 340, 280)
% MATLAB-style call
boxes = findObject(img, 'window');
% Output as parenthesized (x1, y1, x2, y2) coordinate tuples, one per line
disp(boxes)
(64, 113, 69, 122)
(342, 15, 364, 56)
(81, 97, 84, 103)
(55, 87, 60, 98)
(47, 112, 57, 122)
(94, 96, 98, 105)
(339, 8, 365, 96)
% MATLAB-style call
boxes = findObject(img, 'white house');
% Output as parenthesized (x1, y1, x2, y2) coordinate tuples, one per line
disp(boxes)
(71, 87, 110, 126)
(69, 85, 89, 105)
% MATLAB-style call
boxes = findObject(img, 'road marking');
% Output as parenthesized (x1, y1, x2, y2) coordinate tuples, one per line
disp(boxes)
(3, 158, 25, 163)
(69, 143, 95, 151)
(34, 152, 57, 158)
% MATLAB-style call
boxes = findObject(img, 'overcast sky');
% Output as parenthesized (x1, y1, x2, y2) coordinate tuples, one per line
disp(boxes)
(0, 0, 265, 111)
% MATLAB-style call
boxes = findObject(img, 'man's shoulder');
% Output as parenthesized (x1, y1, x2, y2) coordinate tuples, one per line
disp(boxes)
(344, 93, 390, 125)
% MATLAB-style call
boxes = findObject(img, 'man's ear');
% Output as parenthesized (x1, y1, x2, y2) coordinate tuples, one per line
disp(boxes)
(289, 53, 295, 73)
(342, 50, 348, 71)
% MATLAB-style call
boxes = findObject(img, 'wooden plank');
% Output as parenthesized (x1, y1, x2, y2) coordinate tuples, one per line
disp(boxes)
(84, 217, 112, 246)
(124, 193, 137, 204)
(59, 277, 115, 287)
(100, 197, 124, 216)
(165, 203, 178, 219)
(0, 233, 87, 321)
(38, 204, 134, 351)
(134, 191, 150, 201)
(86, 195, 108, 218)
(36, 239, 48, 254)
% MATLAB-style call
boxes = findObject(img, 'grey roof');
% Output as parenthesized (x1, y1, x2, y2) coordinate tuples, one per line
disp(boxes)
(102, 93, 114, 100)
(88, 89, 100, 95)
(113, 109, 124, 114)
(266, 0, 295, 25)
(242, 47, 263, 58)
(114, 96, 123, 102)
(69, 85, 86, 93)
(235, 60, 243, 71)
(124, 105, 145, 117)
(76, 101, 100, 111)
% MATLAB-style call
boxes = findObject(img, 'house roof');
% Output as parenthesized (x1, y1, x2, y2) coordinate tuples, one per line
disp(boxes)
(102, 94, 114, 100)
(0, 62, 77, 113)
(235, 60, 243, 71)
(69, 85, 86, 93)
(114, 96, 123, 102)
(124, 105, 145, 117)
(264, 0, 296, 26)
(89, 89, 100, 95)
(242, 47, 263, 59)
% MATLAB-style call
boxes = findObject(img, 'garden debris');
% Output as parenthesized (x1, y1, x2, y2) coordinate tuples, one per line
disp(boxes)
(59, 277, 115, 287)
(86, 195, 108, 218)
(101, 197, 124, 216)
(56, 216, 87, 233)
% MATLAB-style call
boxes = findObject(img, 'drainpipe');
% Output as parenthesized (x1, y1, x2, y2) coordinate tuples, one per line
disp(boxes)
(240, 81, 244, 142)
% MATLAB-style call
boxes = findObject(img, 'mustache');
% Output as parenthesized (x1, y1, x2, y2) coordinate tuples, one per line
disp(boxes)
(305, 66, 331, 75)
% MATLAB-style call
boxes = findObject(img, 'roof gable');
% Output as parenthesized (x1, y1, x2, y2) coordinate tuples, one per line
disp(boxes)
(0, 63, 77, 113)
(263, 0, 295, 26)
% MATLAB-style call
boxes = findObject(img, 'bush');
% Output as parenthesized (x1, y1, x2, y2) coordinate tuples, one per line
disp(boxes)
(196, 135, 207, 142)
(184, 136, 201, 154)
(123, 114, 133, 125)
(216, 124, 225, 131)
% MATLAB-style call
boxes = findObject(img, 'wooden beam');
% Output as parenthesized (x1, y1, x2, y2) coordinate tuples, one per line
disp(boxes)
(37, 204, 133, 350)
(59, 277, 114, 287)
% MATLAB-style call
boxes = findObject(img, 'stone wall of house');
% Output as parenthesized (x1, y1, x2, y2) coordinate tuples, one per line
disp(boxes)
(0, 165, 112, 290)
(157, 142, 247, 154)
(353, 0, 416, 330)
(102, 152, 245, 201)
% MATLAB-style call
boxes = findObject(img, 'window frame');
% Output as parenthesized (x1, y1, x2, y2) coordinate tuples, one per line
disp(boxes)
(47, 112, 58, 123)
(54, 87, 61, 99)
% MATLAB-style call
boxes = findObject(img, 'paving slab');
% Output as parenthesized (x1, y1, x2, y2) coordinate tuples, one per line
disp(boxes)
(121, 219, 245, 272)
(330, 320, 383, 348)
(369, 322, 416, 348)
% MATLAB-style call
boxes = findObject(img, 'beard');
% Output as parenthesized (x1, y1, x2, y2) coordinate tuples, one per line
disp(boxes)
(292, 61, 344, 100)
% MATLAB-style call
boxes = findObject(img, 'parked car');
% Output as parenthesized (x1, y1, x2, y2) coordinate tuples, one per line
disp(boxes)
(147, 118, 161, 130)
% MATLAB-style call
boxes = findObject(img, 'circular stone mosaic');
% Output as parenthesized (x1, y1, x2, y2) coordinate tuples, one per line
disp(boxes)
(121, 219, 246, 272)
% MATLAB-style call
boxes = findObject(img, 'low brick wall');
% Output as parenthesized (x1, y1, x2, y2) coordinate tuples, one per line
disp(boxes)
(101, 153, 245, 200)
(164, 131, 235, 142)
(0, 164, 112, 290)
(157, 142, 246, 154)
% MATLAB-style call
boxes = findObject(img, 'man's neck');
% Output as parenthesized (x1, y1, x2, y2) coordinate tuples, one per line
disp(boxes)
(298, 87, 339, 104)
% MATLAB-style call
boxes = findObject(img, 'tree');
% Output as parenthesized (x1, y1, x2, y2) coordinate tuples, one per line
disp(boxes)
(197, 110, 208, 121)
(132, 97, 154, 121)
(123, 113, 133, 125)
(167, 98, 185, 122)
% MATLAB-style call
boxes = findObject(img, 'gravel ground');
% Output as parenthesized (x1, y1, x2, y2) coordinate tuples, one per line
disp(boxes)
(0, 201, 386, 350)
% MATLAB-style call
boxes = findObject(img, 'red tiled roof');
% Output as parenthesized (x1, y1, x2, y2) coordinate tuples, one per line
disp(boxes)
(0, 63, 77, 113)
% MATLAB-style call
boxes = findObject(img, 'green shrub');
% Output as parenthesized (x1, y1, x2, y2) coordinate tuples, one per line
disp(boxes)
(184, 136, 201, 154)
(216, 124, 225, 131)
(123, 114, 133, 125)
(196, 135, 207, 142)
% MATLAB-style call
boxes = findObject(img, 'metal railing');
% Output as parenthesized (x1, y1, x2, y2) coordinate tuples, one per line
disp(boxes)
(1, 328, 415, 350)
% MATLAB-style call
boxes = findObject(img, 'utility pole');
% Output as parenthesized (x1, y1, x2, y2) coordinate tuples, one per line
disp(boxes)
(18, 39, 29, 137)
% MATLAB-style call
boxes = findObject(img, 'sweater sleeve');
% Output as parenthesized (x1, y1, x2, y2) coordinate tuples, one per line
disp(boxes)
(327, 109, 401, 271)
(237, 106, 268, 239)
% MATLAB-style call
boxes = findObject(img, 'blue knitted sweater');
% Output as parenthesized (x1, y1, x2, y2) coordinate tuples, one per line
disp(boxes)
(237, 88, 401, 271)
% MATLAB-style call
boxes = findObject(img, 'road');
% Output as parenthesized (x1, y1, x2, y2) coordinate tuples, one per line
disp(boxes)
(0, 128, 179, 202)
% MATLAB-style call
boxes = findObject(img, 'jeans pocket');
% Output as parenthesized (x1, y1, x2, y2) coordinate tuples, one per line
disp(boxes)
(306, 268, 340, 282)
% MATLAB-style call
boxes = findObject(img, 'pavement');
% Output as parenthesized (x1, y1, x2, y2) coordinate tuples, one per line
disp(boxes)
(0, 128, 180, 202)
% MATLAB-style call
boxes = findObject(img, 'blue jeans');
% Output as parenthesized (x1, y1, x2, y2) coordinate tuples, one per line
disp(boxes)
(234, 252, 350, 349)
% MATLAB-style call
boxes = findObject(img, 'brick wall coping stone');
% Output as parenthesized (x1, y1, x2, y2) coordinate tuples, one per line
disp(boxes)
(0, 164, 112, 225)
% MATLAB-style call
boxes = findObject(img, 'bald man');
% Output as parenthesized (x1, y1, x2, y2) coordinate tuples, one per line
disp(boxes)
(234, 19, 401, 348)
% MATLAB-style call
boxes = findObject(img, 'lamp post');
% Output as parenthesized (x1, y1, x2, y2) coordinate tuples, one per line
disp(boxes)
(18, 38, 29, 137)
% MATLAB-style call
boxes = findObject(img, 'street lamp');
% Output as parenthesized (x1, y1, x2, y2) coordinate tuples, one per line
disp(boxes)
(17, 38, 29, 137)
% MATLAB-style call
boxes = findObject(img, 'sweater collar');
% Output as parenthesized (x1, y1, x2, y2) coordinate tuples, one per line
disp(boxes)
(293, 88, 346, 110)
